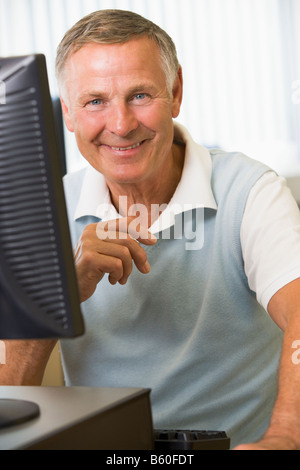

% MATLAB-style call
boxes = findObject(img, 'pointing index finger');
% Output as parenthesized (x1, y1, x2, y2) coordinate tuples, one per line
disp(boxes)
(97, 216, 158, 245)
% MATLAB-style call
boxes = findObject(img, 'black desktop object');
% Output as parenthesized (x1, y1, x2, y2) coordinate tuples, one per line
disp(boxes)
(0, 55, 156, 450)
(0, 54, 230, 450)
(0, 54, 83, 340)
(0, 53, 85, 430)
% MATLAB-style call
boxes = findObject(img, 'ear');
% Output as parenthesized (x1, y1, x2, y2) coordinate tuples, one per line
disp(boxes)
(60, 96, 74, 133)
(171, 66, 183, 119)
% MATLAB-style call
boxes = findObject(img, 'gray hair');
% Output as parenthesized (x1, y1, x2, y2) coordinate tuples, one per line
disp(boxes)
(55, 9, 180, 93)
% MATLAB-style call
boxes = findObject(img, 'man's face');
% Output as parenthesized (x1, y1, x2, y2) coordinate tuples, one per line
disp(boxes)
(60, 37, 182, 187)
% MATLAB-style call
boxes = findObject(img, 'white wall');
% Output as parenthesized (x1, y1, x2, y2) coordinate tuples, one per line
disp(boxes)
(1, 0, 299, 177)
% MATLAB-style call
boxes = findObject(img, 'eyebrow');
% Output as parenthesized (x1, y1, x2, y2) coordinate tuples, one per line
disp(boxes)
(126, 84, 158, 95)
(78, 83, 158, 103)
(78, 92, 104, 102)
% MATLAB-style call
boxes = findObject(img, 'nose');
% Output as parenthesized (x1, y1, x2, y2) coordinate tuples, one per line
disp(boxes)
(106, 101, 139, 137)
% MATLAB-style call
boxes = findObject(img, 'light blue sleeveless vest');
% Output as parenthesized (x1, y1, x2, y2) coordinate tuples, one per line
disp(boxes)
(61, 149, 283, 448)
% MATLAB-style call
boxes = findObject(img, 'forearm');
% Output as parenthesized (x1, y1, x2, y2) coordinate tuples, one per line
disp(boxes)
(235, 309, 300, 450)
(0, 339, 57, 386)
(263, 311, 300, 447)
(234, 279, 300, 450)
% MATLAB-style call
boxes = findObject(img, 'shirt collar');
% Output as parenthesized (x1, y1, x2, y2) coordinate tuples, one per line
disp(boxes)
(74, 165, 118, 221)
(74, 122, 217, 231)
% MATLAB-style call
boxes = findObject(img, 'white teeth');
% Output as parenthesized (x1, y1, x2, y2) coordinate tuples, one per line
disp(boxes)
(110, 142, 141, 151)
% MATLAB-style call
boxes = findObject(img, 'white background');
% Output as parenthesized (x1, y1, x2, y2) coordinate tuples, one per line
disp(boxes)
(1, 0, 299, 179)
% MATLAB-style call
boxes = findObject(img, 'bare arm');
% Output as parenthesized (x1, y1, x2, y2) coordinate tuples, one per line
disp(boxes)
(0, 339, 56, 385)
(235, 277, 300, 450)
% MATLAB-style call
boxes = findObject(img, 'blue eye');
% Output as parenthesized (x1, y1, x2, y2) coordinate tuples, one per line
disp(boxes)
(90, 99, 102, 105)
(135, 93, 146, 100)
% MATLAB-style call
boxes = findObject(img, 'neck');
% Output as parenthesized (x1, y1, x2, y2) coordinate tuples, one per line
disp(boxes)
(107, 142, 185, 227)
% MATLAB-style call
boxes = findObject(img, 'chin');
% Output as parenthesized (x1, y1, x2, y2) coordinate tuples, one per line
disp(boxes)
(106, 167, 149, 185)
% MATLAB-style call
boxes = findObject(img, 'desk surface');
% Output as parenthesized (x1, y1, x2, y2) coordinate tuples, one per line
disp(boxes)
(0, 386, 154, 450)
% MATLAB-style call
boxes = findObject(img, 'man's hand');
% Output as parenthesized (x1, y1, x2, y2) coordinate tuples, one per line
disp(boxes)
(234, 435, 298, 450)
(74, 216, 157, 302)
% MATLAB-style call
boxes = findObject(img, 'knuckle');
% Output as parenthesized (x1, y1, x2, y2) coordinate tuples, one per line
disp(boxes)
(119, 245, 131, 258)
(112, 257, 123, 273)
(79, 250, 95, 268)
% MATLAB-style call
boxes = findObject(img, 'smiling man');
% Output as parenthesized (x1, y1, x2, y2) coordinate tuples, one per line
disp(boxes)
(2, 9, 300, 450)
(60, 38, 184, 225)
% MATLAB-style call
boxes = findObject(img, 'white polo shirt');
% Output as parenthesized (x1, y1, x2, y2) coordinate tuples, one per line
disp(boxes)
(68, 122, 300, 312)
(62, 122, 298, 447)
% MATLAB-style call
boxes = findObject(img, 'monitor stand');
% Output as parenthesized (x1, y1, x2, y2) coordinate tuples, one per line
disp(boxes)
(0, 399, 40, 429)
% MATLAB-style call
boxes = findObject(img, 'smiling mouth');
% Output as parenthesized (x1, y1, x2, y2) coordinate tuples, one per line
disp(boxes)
(105, 141, 144, 151)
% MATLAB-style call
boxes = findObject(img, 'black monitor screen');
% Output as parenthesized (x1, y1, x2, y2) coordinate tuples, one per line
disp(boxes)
(0, 54, 84, 340)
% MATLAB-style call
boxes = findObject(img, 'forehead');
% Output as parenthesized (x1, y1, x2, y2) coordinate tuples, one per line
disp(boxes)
(65, 37, 165, 83)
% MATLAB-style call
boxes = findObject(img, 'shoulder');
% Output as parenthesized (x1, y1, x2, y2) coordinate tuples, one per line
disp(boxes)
(62, 166, 88, 219)
(63, 166, 88, 191)
(63, 166, 88, 203)
(209, 148, 270, 207)
(210, 148, 269, 182)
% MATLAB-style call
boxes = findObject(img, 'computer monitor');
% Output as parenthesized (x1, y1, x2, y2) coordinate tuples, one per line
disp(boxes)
(0, 54, 85, 427)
